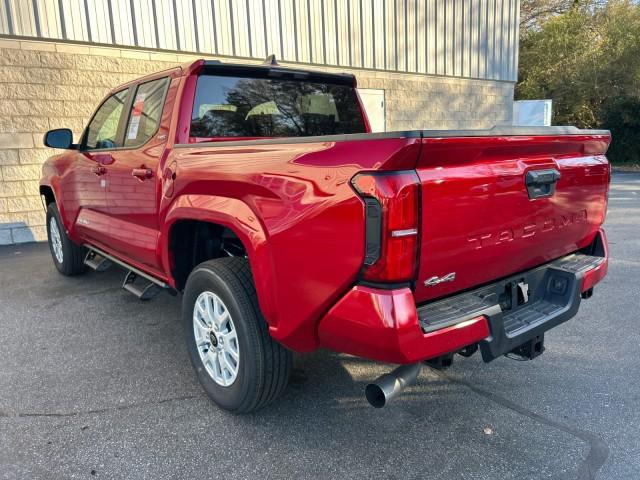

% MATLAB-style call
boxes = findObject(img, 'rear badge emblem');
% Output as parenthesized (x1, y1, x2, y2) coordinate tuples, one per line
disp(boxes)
(424, 272, 456, 287)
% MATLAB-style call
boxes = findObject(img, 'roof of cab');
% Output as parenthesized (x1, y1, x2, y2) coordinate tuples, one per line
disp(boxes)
(185, 55, 356, 86)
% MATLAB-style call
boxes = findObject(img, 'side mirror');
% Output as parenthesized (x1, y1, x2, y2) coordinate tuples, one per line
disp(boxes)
(43, 128, 75, 149)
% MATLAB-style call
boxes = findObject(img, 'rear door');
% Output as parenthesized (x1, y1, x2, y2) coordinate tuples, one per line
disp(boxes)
(413, 133, 610, 303)
(103, 76, 172, 271)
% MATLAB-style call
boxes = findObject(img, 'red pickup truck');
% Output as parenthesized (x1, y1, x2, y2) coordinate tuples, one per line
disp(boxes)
(40, 59, 610, 412)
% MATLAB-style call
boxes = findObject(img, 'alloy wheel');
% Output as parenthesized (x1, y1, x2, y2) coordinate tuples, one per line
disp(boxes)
(193, 291, 240, 387)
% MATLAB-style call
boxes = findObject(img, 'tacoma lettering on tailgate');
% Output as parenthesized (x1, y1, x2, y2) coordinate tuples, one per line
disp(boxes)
(468, 210, 588, 250)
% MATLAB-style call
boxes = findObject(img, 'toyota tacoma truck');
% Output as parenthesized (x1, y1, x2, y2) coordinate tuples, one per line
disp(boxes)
(39, 58, 610, 412)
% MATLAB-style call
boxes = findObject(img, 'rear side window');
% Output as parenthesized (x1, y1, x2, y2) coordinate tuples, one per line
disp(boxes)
(84, 88, 129, 150)
(124, 77, 169, 148)
(190, 75, 366, 139)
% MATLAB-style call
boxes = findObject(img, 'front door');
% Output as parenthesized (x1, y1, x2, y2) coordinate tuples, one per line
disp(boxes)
(69, 88, 130, 246)
(104, 77, 171, 271)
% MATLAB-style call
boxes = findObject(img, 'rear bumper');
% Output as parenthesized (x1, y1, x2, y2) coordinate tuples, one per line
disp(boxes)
(317, 229, 608, 364)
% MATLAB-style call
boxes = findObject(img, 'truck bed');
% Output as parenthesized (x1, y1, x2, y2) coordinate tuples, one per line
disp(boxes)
(172, 124, 610, 349)
(179, 125, 610, 304)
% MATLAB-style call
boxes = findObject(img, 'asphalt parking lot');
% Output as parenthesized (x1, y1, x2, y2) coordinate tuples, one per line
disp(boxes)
(1, 172, 638, 480)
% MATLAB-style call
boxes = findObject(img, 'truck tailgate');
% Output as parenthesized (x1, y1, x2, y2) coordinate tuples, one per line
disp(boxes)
(413, 133, 611, 304)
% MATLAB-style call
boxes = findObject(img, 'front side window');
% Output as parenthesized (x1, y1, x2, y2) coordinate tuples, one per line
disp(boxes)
(124, 77, 169, 148)
(84, 89, 129, 150)
(190, 75, 367, 139)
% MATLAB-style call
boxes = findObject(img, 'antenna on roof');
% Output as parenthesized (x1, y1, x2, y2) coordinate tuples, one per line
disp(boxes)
(263, 54, 279, 66)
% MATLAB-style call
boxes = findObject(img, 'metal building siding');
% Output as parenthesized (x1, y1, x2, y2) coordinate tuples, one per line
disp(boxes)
(0, 0, 519, 81)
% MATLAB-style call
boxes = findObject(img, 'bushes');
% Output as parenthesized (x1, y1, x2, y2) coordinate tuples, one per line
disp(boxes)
(600, 95, 640, 164)
(517, 1, 640, 163)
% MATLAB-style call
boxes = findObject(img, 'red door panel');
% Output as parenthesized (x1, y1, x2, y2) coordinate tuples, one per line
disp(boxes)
(59, 151, 112, 246)
(102, 76, 176, 270)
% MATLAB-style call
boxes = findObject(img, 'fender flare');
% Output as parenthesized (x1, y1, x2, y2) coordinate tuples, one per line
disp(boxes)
(39, 174, 79, 242)
(162, 194, 278, 326)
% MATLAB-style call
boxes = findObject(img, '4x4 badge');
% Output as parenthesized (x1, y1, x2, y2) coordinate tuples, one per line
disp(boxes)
(424, 272, 456, 287)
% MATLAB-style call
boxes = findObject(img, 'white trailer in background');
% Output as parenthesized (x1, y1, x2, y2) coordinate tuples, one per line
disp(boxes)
(513, 100, 553, 126)
(357, 89, 386, 133)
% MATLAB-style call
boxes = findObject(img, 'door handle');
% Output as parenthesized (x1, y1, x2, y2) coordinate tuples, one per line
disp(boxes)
(132, 168, 153, 180)
(91, 165, 107, 176)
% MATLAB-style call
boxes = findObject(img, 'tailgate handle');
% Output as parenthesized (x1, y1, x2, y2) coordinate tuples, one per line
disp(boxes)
(525, 169, 561, 199)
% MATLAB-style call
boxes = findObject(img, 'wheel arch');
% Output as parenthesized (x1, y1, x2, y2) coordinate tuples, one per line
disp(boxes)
(39, 184, 56, 207)
(163, 195, 278, 326)
(39, 179, 74, 239)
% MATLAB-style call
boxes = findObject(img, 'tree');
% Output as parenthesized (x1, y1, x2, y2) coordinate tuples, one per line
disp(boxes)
(520, 0, 579, 28)
(520, 1, 611, 29)
(516, 0, 640, 162)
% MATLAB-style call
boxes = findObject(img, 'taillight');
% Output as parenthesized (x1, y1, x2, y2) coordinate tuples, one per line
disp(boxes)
(351, 171, 420, 283)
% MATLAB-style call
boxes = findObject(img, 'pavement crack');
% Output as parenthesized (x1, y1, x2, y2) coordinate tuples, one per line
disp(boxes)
(432, 368, 609, 480)
(4, 394, 198, 419)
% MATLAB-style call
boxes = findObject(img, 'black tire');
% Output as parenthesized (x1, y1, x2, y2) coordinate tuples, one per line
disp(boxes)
(46, 203, 87, 276)
(182, 257, 292, 413)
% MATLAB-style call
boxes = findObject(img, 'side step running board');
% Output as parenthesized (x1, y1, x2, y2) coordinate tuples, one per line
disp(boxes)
(83, 245, 171, 301)
(123, 271, 162, 301)
(84, 250, 113, 272)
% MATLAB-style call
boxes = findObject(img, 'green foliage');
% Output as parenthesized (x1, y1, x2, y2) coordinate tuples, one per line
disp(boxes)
(517, 0, 640, 162)
(600, 95, 640, 164)
(519, 1, 605, 29)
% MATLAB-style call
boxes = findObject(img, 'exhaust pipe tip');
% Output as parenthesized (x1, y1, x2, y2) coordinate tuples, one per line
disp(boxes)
(365, 363, 421, 408)
(365, 383, 387, 408)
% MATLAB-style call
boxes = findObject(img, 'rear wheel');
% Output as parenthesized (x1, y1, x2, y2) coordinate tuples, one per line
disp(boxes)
(183, 257, 292, 413)
(46, 203, 87, 276)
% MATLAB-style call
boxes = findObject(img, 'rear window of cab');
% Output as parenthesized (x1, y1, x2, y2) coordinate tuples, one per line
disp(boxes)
(190, 74, 367, 139)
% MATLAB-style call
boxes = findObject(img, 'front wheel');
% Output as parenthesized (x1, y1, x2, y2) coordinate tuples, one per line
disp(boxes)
(182, 257, 292, 413)
(46, 203, 87, 276)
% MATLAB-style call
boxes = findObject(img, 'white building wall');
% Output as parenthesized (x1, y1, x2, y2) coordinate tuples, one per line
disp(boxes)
(0, 0, 519, 81)
(0, 1, 520, 244)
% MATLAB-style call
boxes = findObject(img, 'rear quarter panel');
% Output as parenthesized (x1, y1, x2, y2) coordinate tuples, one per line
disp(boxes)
(164, 137, 420, 350)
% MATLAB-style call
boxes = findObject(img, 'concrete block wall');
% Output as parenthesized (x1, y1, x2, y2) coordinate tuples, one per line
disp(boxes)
(0, 38, 514, 245)
(356, 73, 514, 131)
